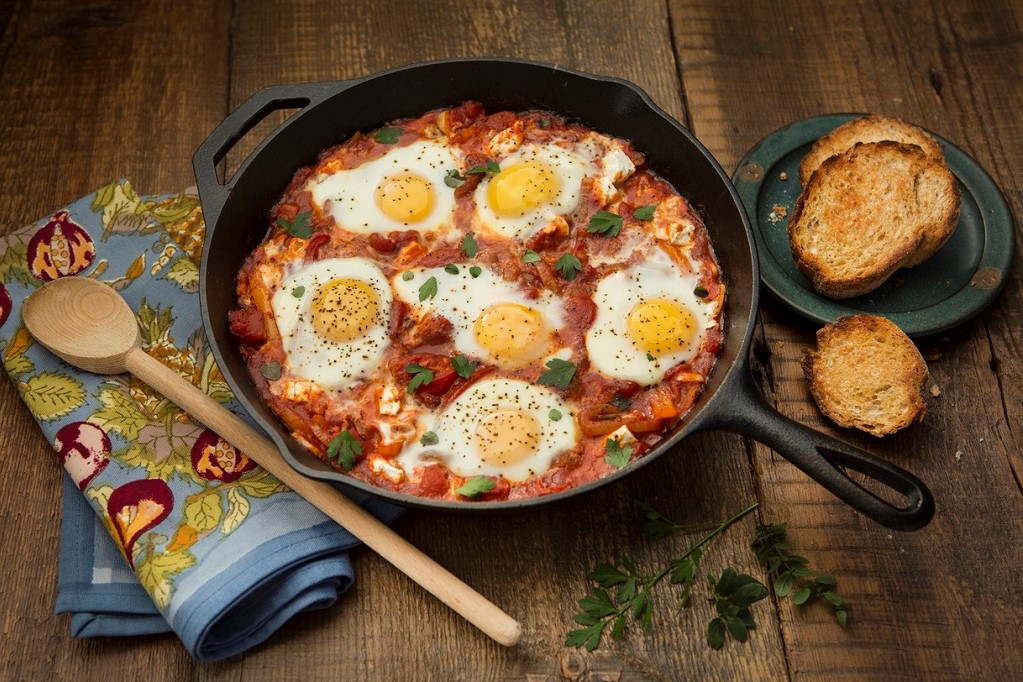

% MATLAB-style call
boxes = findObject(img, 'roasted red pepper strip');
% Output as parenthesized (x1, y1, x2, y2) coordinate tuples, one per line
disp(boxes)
(421, 370, 457, 396)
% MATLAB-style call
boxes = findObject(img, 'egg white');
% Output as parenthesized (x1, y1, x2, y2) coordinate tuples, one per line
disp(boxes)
(306, 139, 460, 235)
(586, 246, 714, 385)
(397, 378, 579, 482)
(272, 257, 392, 391)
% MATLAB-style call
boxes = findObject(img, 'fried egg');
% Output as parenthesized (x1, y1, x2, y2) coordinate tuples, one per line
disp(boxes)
(392, 264, 566, 369)
(397, 378, 579, 482)
(586, 246, 714, 385)
(473, 143, 593, 240)
(272, 258, 392, 390)
(307, 139, 459, 235)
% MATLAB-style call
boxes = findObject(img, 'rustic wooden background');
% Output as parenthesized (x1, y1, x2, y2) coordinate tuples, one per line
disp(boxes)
(1, 0, 1021, 679)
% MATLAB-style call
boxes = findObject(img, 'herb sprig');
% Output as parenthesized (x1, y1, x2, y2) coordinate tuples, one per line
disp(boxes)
(275, 211, 314, 239)
(326, 430, 361, 471)
(752, 523, 849, 627)
(537, 358, 576, 390)
(587, 210, 624, 238)
(566, 502, 762, 652)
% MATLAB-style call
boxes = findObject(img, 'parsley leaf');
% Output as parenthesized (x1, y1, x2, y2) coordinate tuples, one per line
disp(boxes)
(461, 232, 479, 258)
(455, 476, 496, 498)
(420, 431, 439, 446)
(646, 352, 656, 361)
(549, 409, 563, 421)
(405, 363, 435, 393)
(327, 430, 362, 471)
(604, 438, 633, 468)
(418, 276, 438, 301)
(706, 568, 769, 648)
(752, 523, 849, 627)
(537, 358, 576, 390)
(291, 286, 305, 298)
(522, 250, 542, 264)
(587, 210, 624, 237)
(633, 205, 657, 221)
(451, 354, 477, 379)
(469, 265, 482, 278)
(260, 361, 282, 381)
(445, 169, 466, 188)
(402, 271, 414, 281)
(466, 160, 501, 176)
(554, 253, 583, 281)
(275, 211, 314, 239)
(444, 264, 460, 275)
(374, 126, 402, 144)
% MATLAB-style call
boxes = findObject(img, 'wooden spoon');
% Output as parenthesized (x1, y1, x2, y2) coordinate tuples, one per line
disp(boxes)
(22, 276, 522, 647)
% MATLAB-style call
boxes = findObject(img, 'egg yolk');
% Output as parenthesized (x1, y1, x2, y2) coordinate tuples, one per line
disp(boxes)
(627, 298, 697, 355)
(311, 278, 379, 343)
(474, 303, 548, 367)
(375, 173, 435, 223)
(475, 409, 541, 466)
(486, 161, 559, 217)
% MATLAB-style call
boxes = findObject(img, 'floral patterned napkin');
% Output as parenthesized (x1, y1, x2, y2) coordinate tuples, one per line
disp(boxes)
(0, 181, 400, 661)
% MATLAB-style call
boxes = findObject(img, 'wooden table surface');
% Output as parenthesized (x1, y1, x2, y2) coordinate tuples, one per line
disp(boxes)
(2, 1, 1021, 679)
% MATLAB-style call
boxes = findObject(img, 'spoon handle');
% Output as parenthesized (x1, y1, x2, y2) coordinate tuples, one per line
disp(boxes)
(124, 347, 522, 647)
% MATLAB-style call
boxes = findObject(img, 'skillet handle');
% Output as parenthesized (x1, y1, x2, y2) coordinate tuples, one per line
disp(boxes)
(703, 370, 934, 531)
(191, 81, 349, 227)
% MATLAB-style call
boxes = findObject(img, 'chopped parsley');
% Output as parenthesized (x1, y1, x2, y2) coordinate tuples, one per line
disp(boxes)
(327, 430, 362, 471)
(420, 431, 439, 446)
(587, 210, 624, 238)
(405, 363, 435, 393)
(444, 264, 460, 275)
(522, 250, 542, 264)
(537, 358, 576, 390)
(455, 476, 496, 499)
(469, 265, 482, 278)
(466, 160, 501, 176)
(275, 211, 314, 239)
(604, 438, 633, 469)
(451, 354, 478, 379)
(461, 232, 479, 258)
(549, 409, 563, 422)
(291, 286, 305, 298)
(402, 271, 414, 281)
(374, 126, 402, 144)
(633, 205, 657, 221)
(260, 361, 282, 381)
(554, 253, 583, 281)
(445, 169, 466, 188)
(418, 276, 438, 301)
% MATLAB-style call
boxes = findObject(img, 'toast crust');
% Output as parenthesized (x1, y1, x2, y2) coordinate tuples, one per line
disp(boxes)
(799, 115, 944, 186)
(788, 141, 960, 299)
(801, 315, 928, 437)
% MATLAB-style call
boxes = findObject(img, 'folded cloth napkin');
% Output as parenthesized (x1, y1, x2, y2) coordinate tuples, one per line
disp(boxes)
(0, 181, 401, 661)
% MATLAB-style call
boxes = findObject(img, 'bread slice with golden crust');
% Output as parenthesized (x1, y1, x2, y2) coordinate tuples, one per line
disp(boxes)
(801, 314, 928, 437)
(798, 115, 944, 187)
(787, 141, 960, 299)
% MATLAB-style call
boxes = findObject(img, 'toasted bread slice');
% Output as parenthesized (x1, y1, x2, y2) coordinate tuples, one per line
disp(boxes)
(799, 115, 944, 187)
(802, 315, 928, 437)
(788, 141, 960, 299)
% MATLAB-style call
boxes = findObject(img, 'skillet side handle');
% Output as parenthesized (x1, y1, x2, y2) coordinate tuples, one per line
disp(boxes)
(705, 370, 934, 531)
(191, 81, 343, 227)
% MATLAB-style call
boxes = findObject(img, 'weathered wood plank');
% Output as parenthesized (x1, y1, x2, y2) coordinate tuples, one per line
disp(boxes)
(0, 1, 231, 679)
(220, 1, 786, 680)
(669, 0, 1023, 678)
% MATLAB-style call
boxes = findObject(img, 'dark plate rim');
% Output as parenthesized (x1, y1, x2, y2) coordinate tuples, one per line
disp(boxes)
(733, 113, 1015, 336)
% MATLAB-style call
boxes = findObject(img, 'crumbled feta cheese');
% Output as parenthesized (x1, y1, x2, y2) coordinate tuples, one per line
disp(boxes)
(370, 457, 405, 483)
(486, 123, 524, 158)
(378, 384, 403, 416)
(608, 425, 638, 447)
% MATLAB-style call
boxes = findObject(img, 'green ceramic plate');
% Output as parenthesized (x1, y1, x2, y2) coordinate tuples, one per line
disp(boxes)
(733, 113, 1014, 337)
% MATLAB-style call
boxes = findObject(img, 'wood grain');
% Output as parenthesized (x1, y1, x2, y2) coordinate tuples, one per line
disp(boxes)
(669, 0, 1023, 679)
(1, 0, 1021, 679)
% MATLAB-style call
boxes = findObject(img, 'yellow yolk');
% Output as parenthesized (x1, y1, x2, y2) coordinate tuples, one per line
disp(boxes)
(311, 278, 380, 343)
(374, 173, 435, 222)
(473, 303, 548, 367)
(486, 161, 559, 217)
(627, 298, 697, 355)
(475, 409, 541, 466)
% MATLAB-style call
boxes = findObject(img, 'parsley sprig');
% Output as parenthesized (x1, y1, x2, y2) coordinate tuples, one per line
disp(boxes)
(567, 502, 761, 652)
(752, 523, 849, 627)
(374, 126, 402, 144)
(554, 253, 583, 281)
(451, 354, 477, 379)
(275, 211, 314, 239)
(455, 476, 496, 498)
(604, 438, 633, 469)
(466, 160, 501, 176)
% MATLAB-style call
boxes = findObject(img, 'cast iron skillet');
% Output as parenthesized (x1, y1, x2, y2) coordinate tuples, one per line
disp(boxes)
(194, 58, 934, 530)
